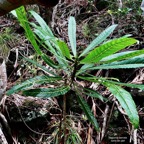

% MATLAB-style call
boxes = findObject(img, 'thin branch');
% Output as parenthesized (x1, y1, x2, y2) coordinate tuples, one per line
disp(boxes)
(101, 105, 109, 141)
(133, 129, 137, 144)
(63, 93, 67, 144)
(0, 125, 8, 144)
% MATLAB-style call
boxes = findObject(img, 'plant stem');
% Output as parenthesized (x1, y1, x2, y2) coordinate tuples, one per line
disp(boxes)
(58, 92, 67, 144)
(71, 58, 78, 83)
(63, 93, 67, 144)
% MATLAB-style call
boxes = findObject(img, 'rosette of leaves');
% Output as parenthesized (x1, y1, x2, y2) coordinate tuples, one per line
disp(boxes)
(7, 7, 144, 132)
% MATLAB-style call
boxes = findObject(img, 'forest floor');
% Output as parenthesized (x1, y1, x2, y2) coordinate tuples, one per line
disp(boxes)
(0, 0, 144, 144)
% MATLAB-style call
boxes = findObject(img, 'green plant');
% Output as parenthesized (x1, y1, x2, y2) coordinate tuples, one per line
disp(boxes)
(0, 28, 15, 60)
(7, 6, 144, 143)
(107, 0, 142, 18)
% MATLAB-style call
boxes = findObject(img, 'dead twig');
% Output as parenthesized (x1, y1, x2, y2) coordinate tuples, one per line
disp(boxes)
(133, 129, 137, 144)
(0, 125, 8, 144)
(101, 105, 109, 141)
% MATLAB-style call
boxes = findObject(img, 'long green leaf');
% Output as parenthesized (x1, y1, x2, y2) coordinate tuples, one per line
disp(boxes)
(23, 57, 57, 76)
(104, 79, 144, 90)
(33, 28, 55, 52)
(76, 64, 94, 75)
(41, 53, 58, 68)
(103, 83, 139, 129)
(68, 16, 77, 57)
(78, 76, 144, 90)
(101, 49, 144, 64)
(30, 10, 54, 36)
(30, 15, 67, 68)
(80, 24, 117, 57)
(30, 23, 57, 54)
(57, 40, 71, 59)
(84, 88, 106, 102)
(6, 75, 61, 95)
(89, 57, 144, 70)
(80, 38, 137, 64)
(16, 8, 70, 72)
(23, 86, 70, 98)
(90, 64, 144, 69)
(77, 95, 99, 131)
(80, 64, 94, 70)
(101, 51, 137, 62)
(31, 23, 70, 69)
(15, 7, 42, 55)
(77, 56, 144, 74)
